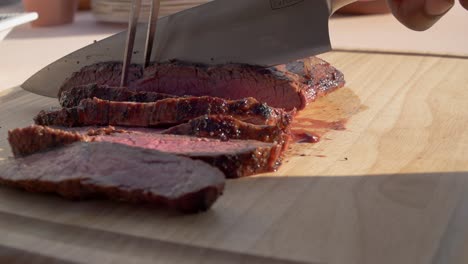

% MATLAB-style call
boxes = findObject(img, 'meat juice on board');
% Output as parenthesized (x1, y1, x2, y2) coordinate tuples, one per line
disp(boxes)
(291, 88, 366, 144)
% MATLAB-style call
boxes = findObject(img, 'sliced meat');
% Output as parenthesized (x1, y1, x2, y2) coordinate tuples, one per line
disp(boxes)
(7, 125, 127, 157)
(59, 62, 143, 96)
(280, 57, 346, 103)
(9, 125, 282, 178)
(60, 84, 177, 108)
(35, 97, 293, 128)
(58, 58, 345, 110)
(135, 58, 345, 111)
(0, 142, 225, 213)
(8, 125, 88, 157)
(162, 115, 290, 147)
(99, 133, 283, 178)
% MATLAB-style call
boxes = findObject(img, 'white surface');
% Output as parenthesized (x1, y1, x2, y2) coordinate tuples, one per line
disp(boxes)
(0, 12, 38, 40)
(0, 5, 467, 93)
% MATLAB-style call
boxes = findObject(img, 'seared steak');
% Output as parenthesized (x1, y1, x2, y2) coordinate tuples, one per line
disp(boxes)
(9, 126, 283, 178)
(0, 142, 225, 213)
(35, 97, 293, 128)
(99, 133, 282, 178)
(59, 58, 345, 110)
(59, 62, 143, 96)
(8, 125, 86, 157)
(8, 125, 129, 157)
(60, 84, 177, 108)
(162, 115, 290, 146)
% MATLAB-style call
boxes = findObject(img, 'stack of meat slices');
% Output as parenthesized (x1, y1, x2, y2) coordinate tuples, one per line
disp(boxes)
(0, 57, 345, 213)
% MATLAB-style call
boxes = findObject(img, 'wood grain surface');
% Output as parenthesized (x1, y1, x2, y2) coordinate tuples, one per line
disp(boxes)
(0, 52, 467, 264)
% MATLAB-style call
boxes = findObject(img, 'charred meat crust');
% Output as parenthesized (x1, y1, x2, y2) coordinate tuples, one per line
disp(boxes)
(162, 115, 291, 148)
(35, 97, 293, 129)
(8, 125, 86, 157)
(59, 62, 143, 98)
(60, 84, 177, 108)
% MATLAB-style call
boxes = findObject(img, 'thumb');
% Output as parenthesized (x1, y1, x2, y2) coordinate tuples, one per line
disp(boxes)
(387, 0, 455, 31)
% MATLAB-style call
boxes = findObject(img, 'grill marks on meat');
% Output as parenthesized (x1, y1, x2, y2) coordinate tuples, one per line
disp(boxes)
(58, 58, 345, 110)
(8, 126, 283, 179)
(0, 142, 225, 213)
(35, 97, 293, 128)
(60, 84, 176, 108)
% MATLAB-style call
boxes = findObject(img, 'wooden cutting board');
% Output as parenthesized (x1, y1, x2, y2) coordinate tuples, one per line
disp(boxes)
(0, 51, 467, 264)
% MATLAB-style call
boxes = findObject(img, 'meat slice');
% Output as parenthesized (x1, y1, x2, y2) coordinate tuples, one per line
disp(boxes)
(9, 126, 283, 178)
(99, 133, 283, 178)
(8, 125, 87, 157)
(58, 58, 345, 110)
(59, 62, 143, 95)
(162, 115, 290, 147)
(60, 84, 177, 108)
(35, 97, 293, 128)
(0, 142, 225, 213)
(7, 125, 128, 157)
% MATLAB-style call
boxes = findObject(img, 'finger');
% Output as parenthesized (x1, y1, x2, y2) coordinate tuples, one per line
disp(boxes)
(460, 0, 468, 10)
(387, 0, 455, 31)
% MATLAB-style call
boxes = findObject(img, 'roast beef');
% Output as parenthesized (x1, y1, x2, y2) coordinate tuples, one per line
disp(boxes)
(59, 62, 143, 95)
(58, 58, 345, 110)
(9, 126, 283, 178)
(8, 125, 86, 157)
(60, 84, 177, 108)
(162, 115, 290, 146)
(8, 125, 129, 157)
(35, 97, 293, 128)
(0, 142, 225, 213)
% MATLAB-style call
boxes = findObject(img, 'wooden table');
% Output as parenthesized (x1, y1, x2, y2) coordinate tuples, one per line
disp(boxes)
(0, 51, 467, 264)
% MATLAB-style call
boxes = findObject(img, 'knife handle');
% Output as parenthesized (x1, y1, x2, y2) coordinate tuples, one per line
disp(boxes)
(329, 0, 359, 14)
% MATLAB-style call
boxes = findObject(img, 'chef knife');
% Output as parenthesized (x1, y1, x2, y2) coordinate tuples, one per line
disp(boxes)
(22, 0, 355, 97)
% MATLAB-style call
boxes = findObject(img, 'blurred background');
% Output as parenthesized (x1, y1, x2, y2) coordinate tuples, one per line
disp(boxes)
(0, 0, 392, 26)
(0, 0, 466, 90)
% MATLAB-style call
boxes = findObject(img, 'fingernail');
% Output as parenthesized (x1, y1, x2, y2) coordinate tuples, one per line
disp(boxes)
(425, 0, 454, 16)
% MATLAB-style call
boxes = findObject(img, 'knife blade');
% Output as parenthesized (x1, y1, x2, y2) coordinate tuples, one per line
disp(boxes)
(22, 0, 354, 98)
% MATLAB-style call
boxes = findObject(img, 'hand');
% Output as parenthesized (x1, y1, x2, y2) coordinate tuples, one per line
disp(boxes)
(386, 0, 467, 30)
(339, 0, 468, 31)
